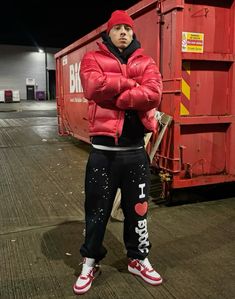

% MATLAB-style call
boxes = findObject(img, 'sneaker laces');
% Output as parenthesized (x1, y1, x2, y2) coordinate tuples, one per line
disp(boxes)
(80, 264, 94, 278)
(139, 258, 153, 271)
(79, 258, 96, 278)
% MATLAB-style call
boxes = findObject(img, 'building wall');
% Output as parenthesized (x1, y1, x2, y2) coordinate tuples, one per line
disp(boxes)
(0, 44, 60, 100)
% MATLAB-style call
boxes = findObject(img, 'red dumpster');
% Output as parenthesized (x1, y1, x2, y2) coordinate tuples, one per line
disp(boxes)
(55, 0, 235, 199)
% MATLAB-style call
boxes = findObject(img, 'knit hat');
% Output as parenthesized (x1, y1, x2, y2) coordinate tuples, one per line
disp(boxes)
(107, 10, 134, 33)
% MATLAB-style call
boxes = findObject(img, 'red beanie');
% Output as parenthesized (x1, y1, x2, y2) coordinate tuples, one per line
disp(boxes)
(107, 10, 134, 33)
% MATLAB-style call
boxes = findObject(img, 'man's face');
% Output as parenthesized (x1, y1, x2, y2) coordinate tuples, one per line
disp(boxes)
(109, 24, 133, 52)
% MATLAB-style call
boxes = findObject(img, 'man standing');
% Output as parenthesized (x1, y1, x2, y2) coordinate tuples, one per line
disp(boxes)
(73, 9, 163, 295)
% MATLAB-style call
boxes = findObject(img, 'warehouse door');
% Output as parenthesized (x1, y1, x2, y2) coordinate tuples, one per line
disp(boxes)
(26, 85, 35, 100)
(49, 70, 56, 100)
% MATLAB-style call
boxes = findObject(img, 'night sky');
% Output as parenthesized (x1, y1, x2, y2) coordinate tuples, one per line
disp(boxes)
(0, 0, 140, 49)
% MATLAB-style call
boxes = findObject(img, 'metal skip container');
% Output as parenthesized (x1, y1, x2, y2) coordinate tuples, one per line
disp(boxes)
(55, 0, 235, 199)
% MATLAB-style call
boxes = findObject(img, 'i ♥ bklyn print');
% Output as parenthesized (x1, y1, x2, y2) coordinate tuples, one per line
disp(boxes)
(135, 183, 149, 254)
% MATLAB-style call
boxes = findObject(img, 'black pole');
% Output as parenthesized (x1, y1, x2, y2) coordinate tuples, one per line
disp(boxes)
(45, 48, 48, 100)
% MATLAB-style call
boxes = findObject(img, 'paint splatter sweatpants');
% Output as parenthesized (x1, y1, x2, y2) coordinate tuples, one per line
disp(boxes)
(80, 147, 152, 261)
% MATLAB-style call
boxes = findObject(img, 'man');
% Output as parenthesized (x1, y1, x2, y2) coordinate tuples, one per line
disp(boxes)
(73, 10, 163, 295)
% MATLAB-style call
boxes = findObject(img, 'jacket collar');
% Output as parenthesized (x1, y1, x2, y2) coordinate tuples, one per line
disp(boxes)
(98, 32, 142, 64)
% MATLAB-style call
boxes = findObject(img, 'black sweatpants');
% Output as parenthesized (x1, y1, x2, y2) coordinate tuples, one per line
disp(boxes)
(80, 147, 152, 261)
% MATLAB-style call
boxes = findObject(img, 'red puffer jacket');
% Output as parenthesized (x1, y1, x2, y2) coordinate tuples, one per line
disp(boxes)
(80, 42, 162, 141)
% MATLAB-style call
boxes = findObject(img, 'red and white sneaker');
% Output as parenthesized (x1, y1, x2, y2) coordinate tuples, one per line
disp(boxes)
(128, 258, 163, 285)
(73, 258, 100, 295)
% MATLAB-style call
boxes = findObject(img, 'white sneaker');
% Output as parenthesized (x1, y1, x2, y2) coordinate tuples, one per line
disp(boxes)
(128, 258, 162, 285)
(73, 258, 100, 295)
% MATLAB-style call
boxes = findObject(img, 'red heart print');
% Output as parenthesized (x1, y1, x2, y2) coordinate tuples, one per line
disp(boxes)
(135, 202, 148, 216)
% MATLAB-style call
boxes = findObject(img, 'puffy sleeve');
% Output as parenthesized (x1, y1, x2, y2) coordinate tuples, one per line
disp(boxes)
(80, 52, 137, 108)
(115, 57, 163, 111)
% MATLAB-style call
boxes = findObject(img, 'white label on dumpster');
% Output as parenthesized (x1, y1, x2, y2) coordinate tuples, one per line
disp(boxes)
(182, 32, 204, 53)
(62, 55, 67, 66)
(70, 62, 83, 93)
(70, 97, 87, 103)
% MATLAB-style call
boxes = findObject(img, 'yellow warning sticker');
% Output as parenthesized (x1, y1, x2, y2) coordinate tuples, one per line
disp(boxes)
(182, 32, 204, 53)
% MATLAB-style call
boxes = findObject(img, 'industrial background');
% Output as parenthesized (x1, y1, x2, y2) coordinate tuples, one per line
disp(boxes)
(0, 0, 235, 298)
(0, 45, 58, 101)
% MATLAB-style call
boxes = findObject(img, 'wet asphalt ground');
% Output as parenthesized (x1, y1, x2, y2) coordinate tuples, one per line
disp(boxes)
(0, 100, 234, 299)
